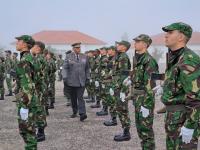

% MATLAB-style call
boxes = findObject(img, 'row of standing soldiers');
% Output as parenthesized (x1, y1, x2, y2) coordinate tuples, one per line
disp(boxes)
(85, 22, 200, 150)
(2, 35, 58, 150)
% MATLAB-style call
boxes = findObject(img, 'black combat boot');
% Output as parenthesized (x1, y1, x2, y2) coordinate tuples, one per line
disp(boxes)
(5, 90, 13, 96)
(0, 94, 4, 100)
(37, 127, 45, 142)
(90, 98, 101, 108)
(114, 128, 131, 142)
(45, 106, 49, 116)
(96, 106, 108, 116)
(48, 102, 54, 109)
(104, 117, 117, 126)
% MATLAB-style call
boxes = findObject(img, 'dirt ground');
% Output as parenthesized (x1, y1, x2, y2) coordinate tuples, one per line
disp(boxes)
(0, 81, 199, 150)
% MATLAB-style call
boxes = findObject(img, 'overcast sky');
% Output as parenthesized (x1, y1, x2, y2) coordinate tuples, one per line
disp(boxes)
(0, 0, 200, 48)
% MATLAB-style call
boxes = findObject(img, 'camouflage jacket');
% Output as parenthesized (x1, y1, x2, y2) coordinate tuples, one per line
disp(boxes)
(56, 58, 64, 70)
(4, 56, 12, 74)
(132, 52, 159, 108)
(93, 56, 101, 81)
(88, 57, 96, 80)
(48, 58, 57, 81)
(98, 55, 109, 81)
(113, 52, 131, 91)
(16, 51, 35, 108)
(33, 54, 46, 93)
(162, 47, 200, 129)
(0, 61, 5, 79)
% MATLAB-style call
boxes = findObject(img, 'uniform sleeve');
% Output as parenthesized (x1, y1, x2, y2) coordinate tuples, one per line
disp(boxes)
(179, 63, 200, 129)
(17, 61, 35, 108)
(143, 58, 159, 108)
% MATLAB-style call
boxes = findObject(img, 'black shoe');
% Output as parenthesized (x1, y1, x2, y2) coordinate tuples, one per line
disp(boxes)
(45, 107, 49, 116)
(48, 103, 54, 109)
(0, 95, 4, 100)
(66, 102, 71, 106)
(37, 128, 45, 142)
(96, 110, 108, 116)
(70, 114, 77, 118)
(80, 114, 87, 121)
(114, 128, 131, 142)
(104, 119, 117, 126)
(5, 91, 12, 96)
(90, 103, 101, 108)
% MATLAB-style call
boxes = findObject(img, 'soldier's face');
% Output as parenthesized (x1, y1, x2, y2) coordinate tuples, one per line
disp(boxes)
(117, 44, 126, 52)
(31, 45, 41, 55)
(164, 30, 184, 49)
(134, 41, 147, 51)
(108, 50, 115, 56)
(100, 49, 107, 55)
(16, 40, 27, 51)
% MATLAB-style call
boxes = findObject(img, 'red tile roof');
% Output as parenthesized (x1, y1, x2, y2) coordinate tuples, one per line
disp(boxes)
(151, 32, 200, 45)
(32, 30, 107, 45)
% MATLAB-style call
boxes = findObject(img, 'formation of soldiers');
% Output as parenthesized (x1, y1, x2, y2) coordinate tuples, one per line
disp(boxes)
(0, 22, 199, 150)
(85, 22, 200, 150)
(0, 35, 63, 149)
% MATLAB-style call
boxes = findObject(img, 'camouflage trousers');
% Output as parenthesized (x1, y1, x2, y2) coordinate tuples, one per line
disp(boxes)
(35, 91, 47, 129)
(165, 110, 199, 150)
(94, 81, 101, 103)
(115, 90, 131, 129)
(6, 75, 12, 92)
(48, 79, 55, 104)
(135, 94, 155, 150)
(86, 81, 95, 99)
(17, 95, 37, 150)
(105, 84, 117, 118)
(0, 79, 4, 95)
(100, 83, 109, 106)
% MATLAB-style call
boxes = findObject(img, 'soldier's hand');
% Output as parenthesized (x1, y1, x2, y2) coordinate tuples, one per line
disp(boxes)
(95, 81, 99, 87)
(140, 106, 149, 118)
(123, 76, 132, 87)
(120, 92, 126, 102)
(153, 85, 163, 96)
(109, 88, 114, 96)
(180, 126, 194, 144)
(20, 108, 29, 121)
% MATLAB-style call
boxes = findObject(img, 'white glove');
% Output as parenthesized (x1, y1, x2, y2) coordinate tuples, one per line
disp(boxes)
(123, 76, 132, 86)
(101, 70, 105, 76)
(109, 88, 114, 96)
(102, 84, 105, 89)
(90, 79, 92, 83)
(6, 74, 10, 78)
(153, 85, 163, 96)
(120, 92, 126, 102)
(95, 81, 99, 87)
(60, 66, 63, 69)
(20, 108, 29, 121)
(180, 126, 194, 144)
(95, 69, 98, 73)
(140, 106, 149, 118)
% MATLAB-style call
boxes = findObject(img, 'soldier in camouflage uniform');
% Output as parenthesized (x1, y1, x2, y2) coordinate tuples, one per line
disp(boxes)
(125, 34, 158, 149)
(4, 50, 13, 96)
(85, 50, 96, 103)
(31, 41, 47, 142)
(155, 22, 200, 150)
(90, 49, 101, 108)
(57, 54, 64, 81)
(0, 56, 5, 100)
(15, 35, 37, 150)
(112, 41, 131, 142)
(96, 47, 109, 116)
(11, 52, 19, 94)
(103, 46, 118, 126)
(46, 51, 57, 109)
